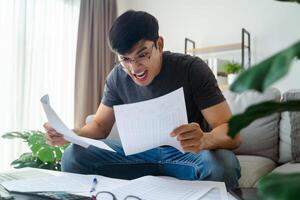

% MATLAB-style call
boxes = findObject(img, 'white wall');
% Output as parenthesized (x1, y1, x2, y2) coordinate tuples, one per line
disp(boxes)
(116, 0, 300, 92)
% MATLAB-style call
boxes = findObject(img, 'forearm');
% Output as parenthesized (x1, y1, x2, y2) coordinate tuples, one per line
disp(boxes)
(73, 121, 109, 139)
(202, 123, 241, 150)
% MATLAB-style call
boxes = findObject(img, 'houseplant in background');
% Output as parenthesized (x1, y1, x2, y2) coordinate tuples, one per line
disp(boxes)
(227, 0, 300, 199)
(222, 61, 241, 85)
(1, 130, 68, 171)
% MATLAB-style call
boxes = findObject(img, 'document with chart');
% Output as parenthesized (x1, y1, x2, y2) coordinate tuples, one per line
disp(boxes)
(41, 95, 115, 152)
(114, 87, 188, 155)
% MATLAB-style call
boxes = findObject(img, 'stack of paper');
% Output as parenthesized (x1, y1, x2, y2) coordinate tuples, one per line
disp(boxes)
(106, 176, 228, 200)
(1, 173, 230, 200)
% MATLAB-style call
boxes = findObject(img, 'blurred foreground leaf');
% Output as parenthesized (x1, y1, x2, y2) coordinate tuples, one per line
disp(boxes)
(228, 100, 300, 138)
(276, 0, 300, 3)
(258, 173, 300, 200)
(230, 40, 300, 93)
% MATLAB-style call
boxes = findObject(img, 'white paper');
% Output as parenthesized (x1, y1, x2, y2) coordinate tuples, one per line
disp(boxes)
(114, 87, 188, 155)
(2, 174, 127, 193)
(106, 176, 226, 200)
(41, 95, 115, 152)
(156, 176, 228, 200)
(200, 187, 229, 200)
(1, 168, 228, 200)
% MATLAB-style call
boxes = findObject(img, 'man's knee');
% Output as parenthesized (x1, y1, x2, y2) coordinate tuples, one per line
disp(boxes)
(61, 144, 88, 173)
(203, 149, 241, 190)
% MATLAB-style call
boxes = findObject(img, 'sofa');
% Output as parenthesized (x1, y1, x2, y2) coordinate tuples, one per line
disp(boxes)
(223, 88, 300, 187)
(86, 88, 300, 188)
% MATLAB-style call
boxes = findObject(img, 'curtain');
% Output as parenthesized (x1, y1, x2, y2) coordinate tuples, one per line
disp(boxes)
(74, 0, 117, 128)
(0, 0, 80, 171)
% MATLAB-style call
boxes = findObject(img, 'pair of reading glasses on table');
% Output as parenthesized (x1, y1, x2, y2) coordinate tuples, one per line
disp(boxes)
(90, 177, 142, 200)
(92, 191, 142, 200)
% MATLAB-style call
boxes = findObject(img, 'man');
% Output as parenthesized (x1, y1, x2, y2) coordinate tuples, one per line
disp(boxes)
(44, 10, 241, 190)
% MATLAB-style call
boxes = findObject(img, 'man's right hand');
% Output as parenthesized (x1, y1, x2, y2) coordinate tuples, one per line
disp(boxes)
(43, 122, 69, 146)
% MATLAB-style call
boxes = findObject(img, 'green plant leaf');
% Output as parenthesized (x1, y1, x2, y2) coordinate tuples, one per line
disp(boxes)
(230, 40, 300, 93)
(26, 132, 66, 162)
(27, 132, 45, 146)
(276, 0, 300, 3)
(1, 131, 31, 141)
(36, 146, 56, 162)
(30, 143, 57, 160)
(10, 153, 40, 168)
(228, 100, 300, 138)
(223, 61, 241, 74)
(27, 131, 53, 161)
(53, 147, 63, 160)
(11, 153, 34, 164)
(30, 143, 42, 156)
(258, 173, 300, 200)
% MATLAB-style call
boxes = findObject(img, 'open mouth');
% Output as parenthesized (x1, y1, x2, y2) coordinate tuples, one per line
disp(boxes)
(134, 70, 148, 81)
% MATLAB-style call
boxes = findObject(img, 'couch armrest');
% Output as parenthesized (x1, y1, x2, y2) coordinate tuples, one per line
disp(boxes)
(85, 114, 120, 141)
(85, 114, 95, 124)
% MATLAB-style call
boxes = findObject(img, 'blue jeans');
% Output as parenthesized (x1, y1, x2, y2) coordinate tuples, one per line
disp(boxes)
(61, 139, 241, 190)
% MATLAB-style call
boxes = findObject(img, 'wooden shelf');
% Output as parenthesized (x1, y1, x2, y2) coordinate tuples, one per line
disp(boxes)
(186, 43, 248, 54)
(184, 28, 251, 68)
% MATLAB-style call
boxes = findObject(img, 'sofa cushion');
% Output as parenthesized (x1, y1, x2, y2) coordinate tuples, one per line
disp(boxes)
(237, 155, 277, 188)
(271, 162, 300, 174)
(223, 88, 281, 161)
(279, 90, 300, 163)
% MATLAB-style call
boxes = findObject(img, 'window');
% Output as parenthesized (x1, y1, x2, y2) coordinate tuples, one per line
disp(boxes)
(0, 0, 80, 171)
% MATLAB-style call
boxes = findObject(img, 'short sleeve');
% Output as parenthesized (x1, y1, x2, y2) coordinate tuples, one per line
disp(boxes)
(101, 68, 123, 107)
(189, 58, 225, 110)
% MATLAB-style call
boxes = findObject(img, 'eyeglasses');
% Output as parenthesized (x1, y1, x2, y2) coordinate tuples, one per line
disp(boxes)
(92, 191, 142, 200)
(116, 43, 155, 66)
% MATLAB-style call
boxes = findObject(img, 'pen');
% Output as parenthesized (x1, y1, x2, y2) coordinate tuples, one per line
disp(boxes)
(90, 177, 98, 193)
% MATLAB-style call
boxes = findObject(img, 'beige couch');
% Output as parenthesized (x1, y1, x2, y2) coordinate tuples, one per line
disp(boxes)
(224, 88, 300, 187)
(86, 88, 300, 188)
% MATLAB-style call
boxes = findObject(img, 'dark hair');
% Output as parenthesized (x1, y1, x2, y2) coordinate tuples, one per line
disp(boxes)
(108, 10, 159, 55)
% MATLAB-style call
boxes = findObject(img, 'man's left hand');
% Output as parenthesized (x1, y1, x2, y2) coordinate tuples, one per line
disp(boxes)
(170, 122, 205, 154)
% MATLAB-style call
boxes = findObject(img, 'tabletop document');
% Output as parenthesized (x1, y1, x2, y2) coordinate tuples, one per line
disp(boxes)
(1, 171, 229, 200)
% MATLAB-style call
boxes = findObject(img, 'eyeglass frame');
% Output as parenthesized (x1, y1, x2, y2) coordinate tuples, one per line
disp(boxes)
(115, 42, 156, 67)
(92, 191, 142, 200)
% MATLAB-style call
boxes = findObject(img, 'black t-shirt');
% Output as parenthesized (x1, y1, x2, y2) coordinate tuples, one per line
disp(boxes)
(101, 51, 225, 132)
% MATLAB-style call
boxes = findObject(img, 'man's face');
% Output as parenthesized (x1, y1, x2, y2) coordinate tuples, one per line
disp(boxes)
(117, 38, 163, 87)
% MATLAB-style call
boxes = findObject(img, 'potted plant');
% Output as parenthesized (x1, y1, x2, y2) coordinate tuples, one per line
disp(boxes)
(222, 61, 242, 85)
(1, 130, 69, 171)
